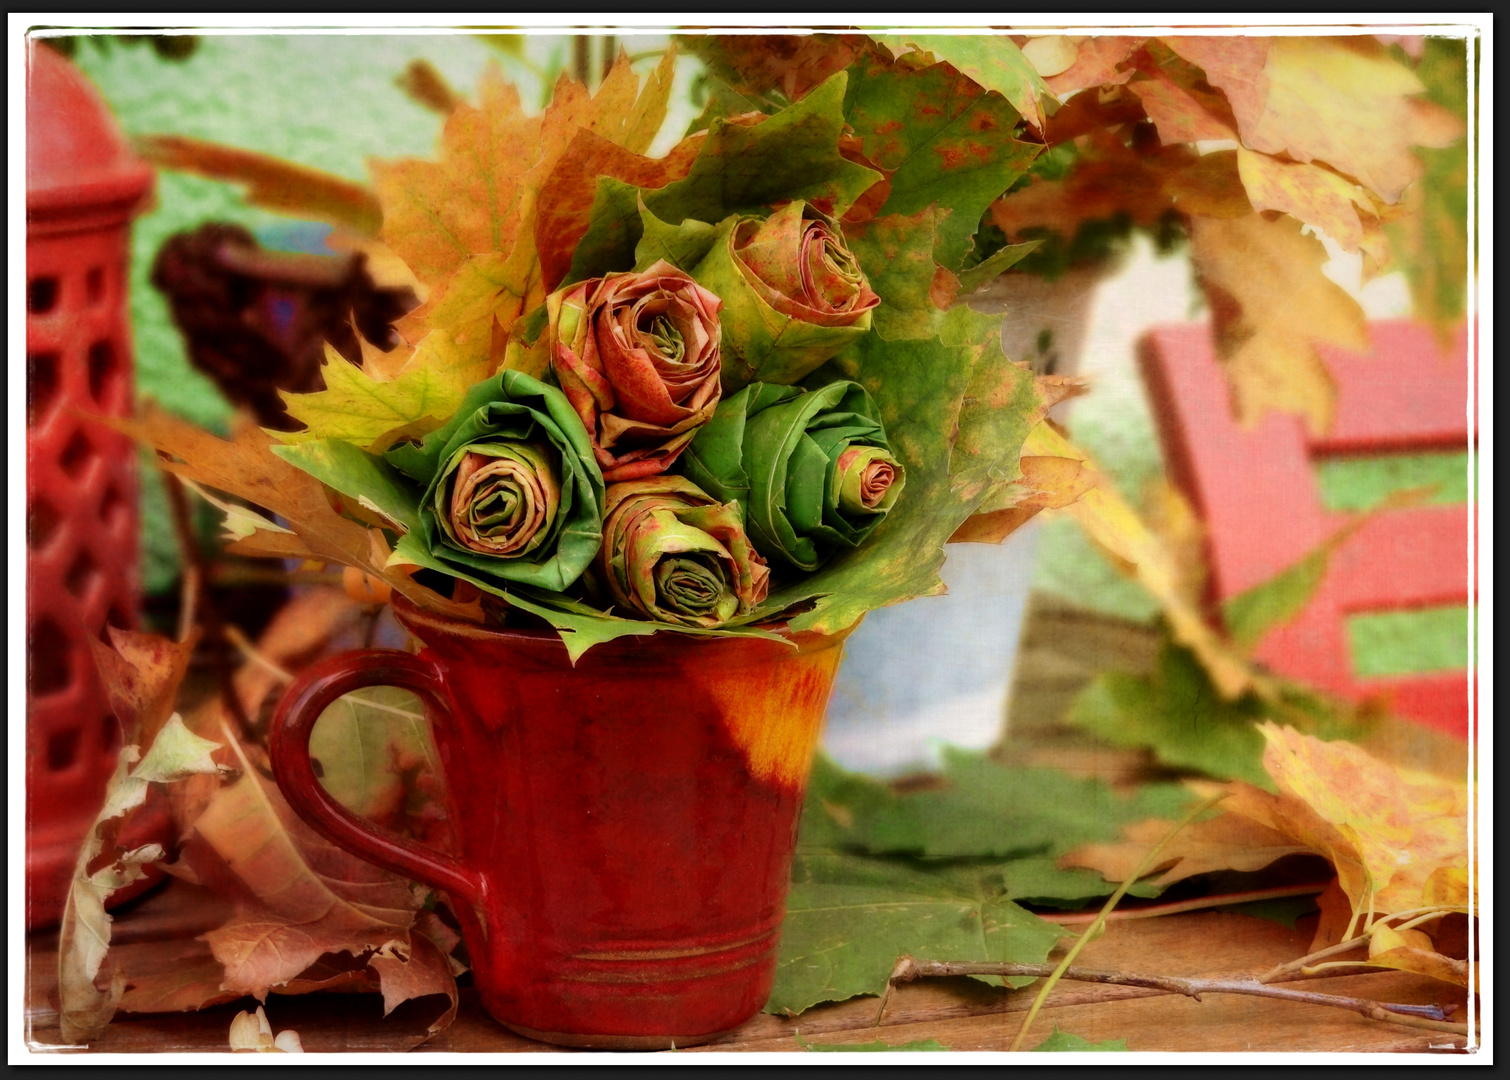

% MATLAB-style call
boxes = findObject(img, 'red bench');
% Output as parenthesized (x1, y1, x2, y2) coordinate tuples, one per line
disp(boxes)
(1138, 320, 1473, 739)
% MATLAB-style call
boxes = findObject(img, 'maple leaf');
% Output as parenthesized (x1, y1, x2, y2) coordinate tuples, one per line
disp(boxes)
(1033, 425, 1254, 699)
(1168, 36, 1464, 205)
(1060, 812, 1313, 889)
(278, 330, 493, 452)
(873, 34, 1052, 134)
(1063, 723, 1473, 967)
(949, 416, 1096, 545)
(183, 731, 451, 1010)
(1235, 149, 1385, 261)
(1042, 37, 1142, 97)
(1188, 212, 1369, 434)
(369, 64, 539, 293)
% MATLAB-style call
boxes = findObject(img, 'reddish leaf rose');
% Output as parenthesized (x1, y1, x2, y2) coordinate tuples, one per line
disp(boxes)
(548, 260, 723, 482)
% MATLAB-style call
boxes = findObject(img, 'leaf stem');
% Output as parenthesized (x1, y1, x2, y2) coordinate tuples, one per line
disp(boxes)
(1007, 791, 1229, 1051)
(890, 958, 1468, 1036)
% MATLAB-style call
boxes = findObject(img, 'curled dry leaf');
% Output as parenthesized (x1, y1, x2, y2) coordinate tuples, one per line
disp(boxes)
(58, 716, 225, 1044)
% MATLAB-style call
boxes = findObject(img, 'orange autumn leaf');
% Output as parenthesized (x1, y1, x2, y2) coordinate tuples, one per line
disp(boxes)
(1041, 37, 1142, 97)
(1234, 148, 1383, 258)
(1126, 65, 1237, 144)
(105, 407, 481, 624)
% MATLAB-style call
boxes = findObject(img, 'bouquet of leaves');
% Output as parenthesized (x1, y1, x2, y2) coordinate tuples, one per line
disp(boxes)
(130, 44, 1076, 657)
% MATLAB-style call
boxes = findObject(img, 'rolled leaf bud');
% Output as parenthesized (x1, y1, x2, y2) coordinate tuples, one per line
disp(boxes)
(692, 200, 880, 391)
(598, 475, 770, 628)
(681, 380, 905, 572)
(381, 370, 606, 594)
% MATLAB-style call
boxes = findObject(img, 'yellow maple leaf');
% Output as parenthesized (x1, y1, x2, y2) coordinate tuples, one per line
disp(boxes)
(279, 330, 492, 452)
(1064, 724, 1472, 935)
(1366, 923, 1472, 989)
(1189, 212, 1370, 435)
(1235, 148, 1384, 259)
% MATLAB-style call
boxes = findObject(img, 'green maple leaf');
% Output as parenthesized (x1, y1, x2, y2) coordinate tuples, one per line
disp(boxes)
(843, 56, 1042, 271)
(824, 748, 1195, 860)
(1033, 1027, 1128, 1052)
(769, 850, 1064, 1015)
(871, 34, 1052, 134)
(567, 72, 882, 284)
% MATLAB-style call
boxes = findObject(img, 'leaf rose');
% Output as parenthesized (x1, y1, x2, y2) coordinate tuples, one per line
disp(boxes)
(691, 200, 880, 391)
(680, 380, 905, 572)
(379, 369, 605, 593)
(548, 260, 723, 483)
(597, 475, 770, 628)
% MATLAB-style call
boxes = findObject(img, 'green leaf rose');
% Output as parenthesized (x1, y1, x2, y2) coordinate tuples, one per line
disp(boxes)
(378, 369, 605, 594)
(680, 380, 905, 573)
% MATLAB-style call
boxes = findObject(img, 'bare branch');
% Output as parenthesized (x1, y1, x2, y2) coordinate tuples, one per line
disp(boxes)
(891, 957, 1468, 1036)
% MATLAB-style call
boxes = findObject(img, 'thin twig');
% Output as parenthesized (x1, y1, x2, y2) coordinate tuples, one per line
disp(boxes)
(1045, 883, 1328, 926)
(1008, 791, 1229, 1050)
(160, 468, 202, 644)
(162, 469, 250, 733)
(889, 958, 1468, 1036)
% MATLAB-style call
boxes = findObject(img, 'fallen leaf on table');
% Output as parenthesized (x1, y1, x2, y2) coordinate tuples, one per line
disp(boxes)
(1061, 812, 1313, 890)
(1063, 724, 1473, 985)
(771, 851, 1065, 1015)
(229, 1006, 304, 1053)
(58, 716, 226, 1044)
(1033, 1027, 1128, 1051)
(797, 1034, 951, 1052)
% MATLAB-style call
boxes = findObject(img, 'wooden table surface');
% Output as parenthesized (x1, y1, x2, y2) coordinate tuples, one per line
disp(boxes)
(21, 594, 1474, 1057)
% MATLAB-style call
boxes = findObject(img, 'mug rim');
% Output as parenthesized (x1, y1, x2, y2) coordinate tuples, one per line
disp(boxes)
(390, 590, 856, 656)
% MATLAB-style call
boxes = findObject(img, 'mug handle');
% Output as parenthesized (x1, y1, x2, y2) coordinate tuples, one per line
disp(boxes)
(269, 649, 484, 907)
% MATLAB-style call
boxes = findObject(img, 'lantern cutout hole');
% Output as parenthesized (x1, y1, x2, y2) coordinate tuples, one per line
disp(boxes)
(27, 352, 61, 428)
(47, 728, 82, 772)
(28, 276, 59, 314)
(64, 550, 100, 600)
(88, 340, 118, 405)
(58, 430, 96, 480)
(86, 266, 105, 305)
(27, 617, 72, 697)
(28, 500, 62, 551)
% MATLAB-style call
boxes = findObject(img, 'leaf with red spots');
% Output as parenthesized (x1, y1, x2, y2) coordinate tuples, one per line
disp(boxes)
(842, 57, 1042, 271)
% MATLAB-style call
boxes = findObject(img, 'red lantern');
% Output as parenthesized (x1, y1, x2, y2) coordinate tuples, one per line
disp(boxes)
(26, 42, 163, 927)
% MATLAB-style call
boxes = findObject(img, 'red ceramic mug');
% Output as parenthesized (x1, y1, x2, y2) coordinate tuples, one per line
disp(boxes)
(270, 593, 850, 1049)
